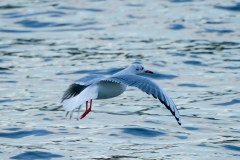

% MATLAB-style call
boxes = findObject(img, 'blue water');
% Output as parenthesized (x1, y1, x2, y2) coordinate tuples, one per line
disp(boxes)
(0, 0, 240, 159)
(10, 151, 63, 159)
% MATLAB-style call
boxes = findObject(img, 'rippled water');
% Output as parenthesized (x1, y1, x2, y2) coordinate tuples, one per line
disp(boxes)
(1, 0, 240, 159)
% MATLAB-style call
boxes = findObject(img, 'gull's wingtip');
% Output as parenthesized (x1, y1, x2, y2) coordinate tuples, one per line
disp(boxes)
(175, 116, 182, 126)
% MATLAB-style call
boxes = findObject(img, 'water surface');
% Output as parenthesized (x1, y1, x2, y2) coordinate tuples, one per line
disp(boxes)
(0, 0, 240, 159)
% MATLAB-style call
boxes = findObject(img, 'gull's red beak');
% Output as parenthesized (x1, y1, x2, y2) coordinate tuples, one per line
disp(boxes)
(145, 70, 154, 74)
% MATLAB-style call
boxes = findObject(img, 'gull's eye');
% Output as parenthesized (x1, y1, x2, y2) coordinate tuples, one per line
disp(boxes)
(136, 68, 139, 71)
(142, 67, 144, 70)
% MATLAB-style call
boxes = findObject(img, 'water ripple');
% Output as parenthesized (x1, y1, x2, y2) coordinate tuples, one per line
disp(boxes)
(3, 11, 66, 18)
(178, 83, 208, 88)
(58, 6, 104, 12)
(120, 128, 166, 137)
(168, 24, 185, 30)
(223, 145, 240, 152)
(213, 99, 240, 106)
(15, 20, 71, 28)
(10, 151, 63, 159)
(0, 130, 54, 138)
(215, 3, 240, 12)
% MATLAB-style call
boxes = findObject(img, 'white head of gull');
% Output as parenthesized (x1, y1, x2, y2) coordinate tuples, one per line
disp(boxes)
(62, 62, 181, 125)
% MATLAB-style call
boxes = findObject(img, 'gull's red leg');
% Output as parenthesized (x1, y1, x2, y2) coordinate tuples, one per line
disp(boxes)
(80, 101, 89, 119)
(80, 99, 93, 119)
(84, 99, 92, 115)
(87, 99, 92, 113)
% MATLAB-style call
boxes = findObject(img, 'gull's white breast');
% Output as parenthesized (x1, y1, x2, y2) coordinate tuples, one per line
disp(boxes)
(96, 81, 127, 99)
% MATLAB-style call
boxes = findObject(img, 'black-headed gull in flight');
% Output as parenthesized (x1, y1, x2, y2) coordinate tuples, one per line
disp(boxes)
(62, 63, 181, 125)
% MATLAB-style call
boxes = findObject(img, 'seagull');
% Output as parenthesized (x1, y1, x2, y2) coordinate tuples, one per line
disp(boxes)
(62, 62, 181, 125)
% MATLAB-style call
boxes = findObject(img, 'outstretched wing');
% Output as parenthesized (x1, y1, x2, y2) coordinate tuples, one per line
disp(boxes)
(61, 74, 105, 106)
(101, 74, 181, 125)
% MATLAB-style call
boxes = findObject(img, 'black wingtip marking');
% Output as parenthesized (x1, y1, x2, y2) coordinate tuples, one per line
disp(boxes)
(158, 98, 181, 125)
(158, 98, 171, 111)
(61, 84, 87, 102)
(176, 117, 181, 126)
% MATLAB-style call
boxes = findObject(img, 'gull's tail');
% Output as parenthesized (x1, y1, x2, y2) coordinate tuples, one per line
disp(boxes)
(62, 85, 98, 111)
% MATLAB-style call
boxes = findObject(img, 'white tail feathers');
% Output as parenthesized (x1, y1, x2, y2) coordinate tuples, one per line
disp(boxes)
(62, 85, 98, 111)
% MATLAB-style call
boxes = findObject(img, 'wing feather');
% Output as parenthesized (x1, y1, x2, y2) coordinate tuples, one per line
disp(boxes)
(153, 88, 158, 99)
